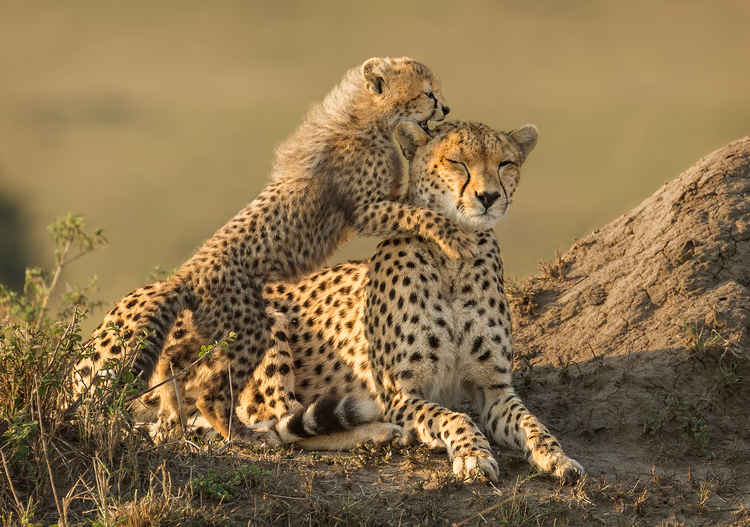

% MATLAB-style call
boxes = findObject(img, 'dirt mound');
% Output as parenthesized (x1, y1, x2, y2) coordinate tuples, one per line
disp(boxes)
(513, 136, 749, 360)
(509, 137, 750, 508)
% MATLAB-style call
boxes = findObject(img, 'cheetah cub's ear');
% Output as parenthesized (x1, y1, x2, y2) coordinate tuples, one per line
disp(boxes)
(362, 57, 389, 95)
(394, 121, 431, 161)
(509, 124, 539, 162)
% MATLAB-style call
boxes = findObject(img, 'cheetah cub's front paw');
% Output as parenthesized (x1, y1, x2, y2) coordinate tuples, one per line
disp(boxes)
(437, 228, 477, 260)
(552, 455, 585, 484)
(237, 420, 283, 447)
(452, 452, 499, 483)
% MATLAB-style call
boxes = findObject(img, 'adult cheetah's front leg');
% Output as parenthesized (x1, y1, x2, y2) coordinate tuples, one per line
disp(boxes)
(381, 390, 499, 481)
(473, 386, 585, 483)
(362, 240, 498, 481)
(459, 316, 585, 481)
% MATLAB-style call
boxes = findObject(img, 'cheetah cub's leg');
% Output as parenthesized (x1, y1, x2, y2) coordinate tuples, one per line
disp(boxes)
(186, 306, 300, 445)
(353, 201, 475, 260)
(143, 317, 202, 443)
(231, 309, 304, 445)
(146, 361, 186, 443)
(381, 391, 499, 482)
(475, 384, 585, 483)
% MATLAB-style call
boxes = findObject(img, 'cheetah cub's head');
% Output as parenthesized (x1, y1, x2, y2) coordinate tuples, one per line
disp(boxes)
(395, 120, 538, 231)
(360, 57, 449, 132)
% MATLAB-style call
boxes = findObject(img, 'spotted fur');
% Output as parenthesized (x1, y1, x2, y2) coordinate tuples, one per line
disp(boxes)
(148, 121, 585, 482)
(72, 57, 472, 442)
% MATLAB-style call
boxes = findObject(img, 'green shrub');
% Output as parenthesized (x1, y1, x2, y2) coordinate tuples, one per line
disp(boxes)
(0, 214, 148, 525)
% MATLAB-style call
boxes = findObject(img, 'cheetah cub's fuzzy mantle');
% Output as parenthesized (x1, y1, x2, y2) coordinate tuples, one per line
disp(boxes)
(161, 121, 585, 483)
(73, 57, 471, 443)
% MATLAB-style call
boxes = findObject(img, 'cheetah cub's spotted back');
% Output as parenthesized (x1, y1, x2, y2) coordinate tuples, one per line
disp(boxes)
(73, 57, 473, 444)
(264, 120, 585, 481)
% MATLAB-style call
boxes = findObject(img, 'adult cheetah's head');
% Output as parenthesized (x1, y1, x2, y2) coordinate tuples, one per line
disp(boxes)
(395, 120, 538, 231)
(360, 57, 449, 132)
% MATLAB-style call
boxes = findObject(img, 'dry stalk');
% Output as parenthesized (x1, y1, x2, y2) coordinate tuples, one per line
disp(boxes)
(451, 495, 517, 527)
(35, 238, 72, 330)
(169, 361, 186, 438)
(36, 387, 66, 526)
(124, 344, 217, 403)
(0, 448, 26, 519)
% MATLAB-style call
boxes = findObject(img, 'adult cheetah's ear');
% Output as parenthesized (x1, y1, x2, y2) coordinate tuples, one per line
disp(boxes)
(362, 57, 388, 95)
(395, 121, 431, 160)
(509, 124, 538, 162)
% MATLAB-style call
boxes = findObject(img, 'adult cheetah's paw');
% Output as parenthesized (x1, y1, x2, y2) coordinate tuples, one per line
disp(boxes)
(552, 455, 585, 484)
(437, 229, 477, 260)
(452, 452, 499, 483)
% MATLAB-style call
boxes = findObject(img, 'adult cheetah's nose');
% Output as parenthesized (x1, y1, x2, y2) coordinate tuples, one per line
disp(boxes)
(442, 105, 450, 115)
(476, 191, 500, 209)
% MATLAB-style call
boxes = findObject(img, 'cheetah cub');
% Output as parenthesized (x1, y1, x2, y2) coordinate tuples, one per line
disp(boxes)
(164, 121, 585, 482)
(73, 57, 472, 442)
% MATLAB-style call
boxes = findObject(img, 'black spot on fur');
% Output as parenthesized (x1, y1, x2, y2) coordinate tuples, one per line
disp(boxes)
(287, 411, 313, 438)
(312, 396, 341, 433)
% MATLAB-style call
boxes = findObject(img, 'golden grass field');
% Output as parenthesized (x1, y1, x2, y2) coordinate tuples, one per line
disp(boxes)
(1, 1, 748, 321)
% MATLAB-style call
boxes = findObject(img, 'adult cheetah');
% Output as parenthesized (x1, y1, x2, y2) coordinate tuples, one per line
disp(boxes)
(73, 57, 471, 442)
(155, 120, 585, 482)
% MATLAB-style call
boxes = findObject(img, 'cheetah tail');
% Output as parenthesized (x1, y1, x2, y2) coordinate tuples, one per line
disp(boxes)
(273, 395, 380, 443)
(73, 278, 193, 397)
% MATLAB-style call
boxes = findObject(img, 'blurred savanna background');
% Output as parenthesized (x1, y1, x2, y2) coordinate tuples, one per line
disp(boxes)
(1, 1, 748, 325)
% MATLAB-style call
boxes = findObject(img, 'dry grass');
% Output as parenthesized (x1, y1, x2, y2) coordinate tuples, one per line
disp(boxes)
(505, 277, 542, 318)
(538, 250, 569, 281)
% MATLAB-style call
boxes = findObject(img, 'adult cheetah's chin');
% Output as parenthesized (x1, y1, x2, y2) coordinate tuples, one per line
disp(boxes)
(458, 211, 503, 231)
